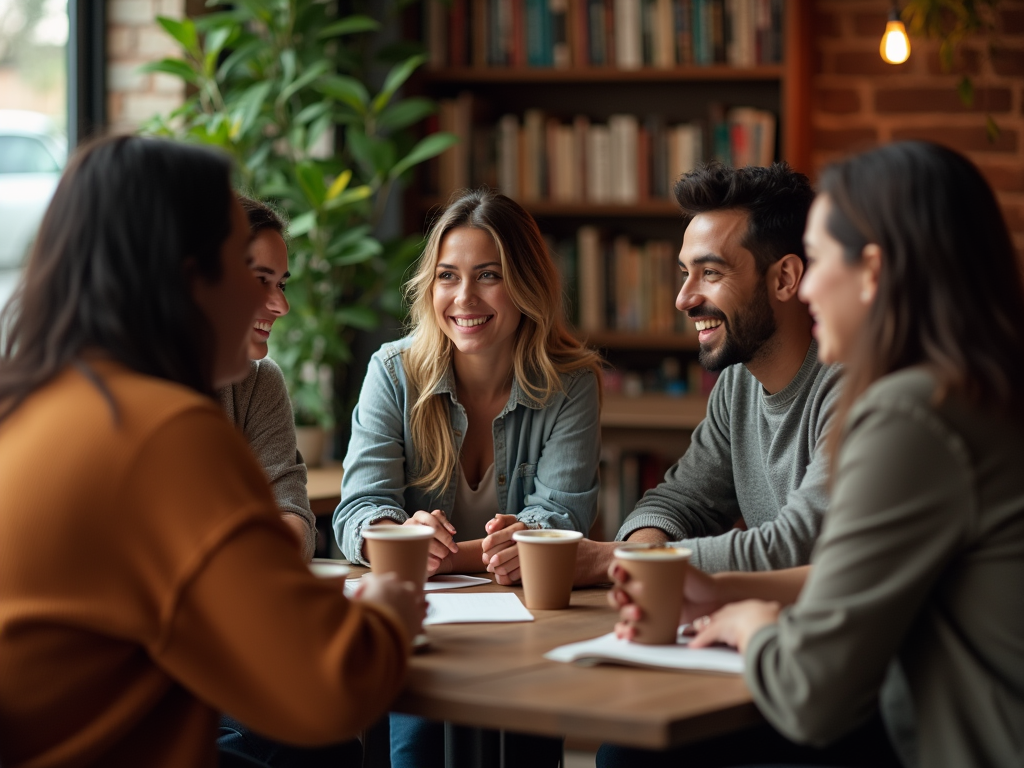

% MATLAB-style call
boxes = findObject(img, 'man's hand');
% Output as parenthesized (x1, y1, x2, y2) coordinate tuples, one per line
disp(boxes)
(481, 514, 526, 585)
(573, 528, 671, 587)
(353, 572, 427, 645)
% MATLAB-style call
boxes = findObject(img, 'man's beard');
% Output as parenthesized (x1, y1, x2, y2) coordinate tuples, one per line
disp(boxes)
(693, 280, 777, 372)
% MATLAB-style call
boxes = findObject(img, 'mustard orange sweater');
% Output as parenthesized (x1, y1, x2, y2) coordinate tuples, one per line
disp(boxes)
(0, 361, 408, 768)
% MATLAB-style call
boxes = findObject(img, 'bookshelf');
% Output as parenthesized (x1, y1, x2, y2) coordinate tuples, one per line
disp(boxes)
(408, 0, 812, 538)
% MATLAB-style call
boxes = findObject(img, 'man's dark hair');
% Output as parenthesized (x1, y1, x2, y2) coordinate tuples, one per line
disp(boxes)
(673, 162, 814, 273)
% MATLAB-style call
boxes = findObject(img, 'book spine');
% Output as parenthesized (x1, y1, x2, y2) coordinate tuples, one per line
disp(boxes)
(497, 114, 520, 197)
(577, 225, 605, 332)
(473, 0, 489, 66)
(615, 0, 642, 69)
(551, 0, 571, 67)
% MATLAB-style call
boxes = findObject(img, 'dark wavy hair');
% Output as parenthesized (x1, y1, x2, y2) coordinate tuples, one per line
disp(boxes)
(673, 162, 815, 272)
(0, 135, 235, 423)
(820, 140, 1024, 450)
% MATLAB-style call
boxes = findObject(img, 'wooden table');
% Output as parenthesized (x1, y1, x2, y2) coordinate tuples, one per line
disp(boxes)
(384, 572, 760, 766)
(306, 463, 344, 516)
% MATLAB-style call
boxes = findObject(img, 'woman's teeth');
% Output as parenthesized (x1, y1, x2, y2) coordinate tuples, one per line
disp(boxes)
(254, 321, 272, 333)
(454, 317, 490, 327)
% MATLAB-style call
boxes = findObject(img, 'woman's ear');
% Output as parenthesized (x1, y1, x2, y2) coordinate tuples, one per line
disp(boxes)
(860, 244, 882, 304)
(771, 253, 805, 302)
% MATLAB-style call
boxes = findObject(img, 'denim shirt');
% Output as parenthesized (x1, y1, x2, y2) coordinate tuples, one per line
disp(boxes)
(334, 338, 601, 565)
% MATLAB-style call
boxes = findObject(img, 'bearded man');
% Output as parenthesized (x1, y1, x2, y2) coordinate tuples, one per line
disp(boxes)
(575, 162, 841, 582)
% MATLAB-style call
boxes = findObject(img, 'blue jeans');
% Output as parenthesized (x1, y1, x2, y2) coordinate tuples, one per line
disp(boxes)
(390, 713, 563, 768)
(218, 715, 362, 768)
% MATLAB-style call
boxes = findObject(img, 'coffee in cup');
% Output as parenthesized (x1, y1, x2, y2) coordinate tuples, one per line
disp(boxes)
(512, 529, 584, 610)
(308, 559, 351, 580)
(613, 544, 692, 644)
(362, 524, 435, 588)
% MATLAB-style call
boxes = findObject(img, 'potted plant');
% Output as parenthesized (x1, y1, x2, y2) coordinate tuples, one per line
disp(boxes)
(141, 0, 455, 460)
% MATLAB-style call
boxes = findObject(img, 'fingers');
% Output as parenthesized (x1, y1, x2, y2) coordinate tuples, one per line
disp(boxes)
(484, 514, 519, 534)
(408, 510, 458, 554)
(606, 561, 630, 586)
(614, 620, 637, 641)
(485, 542, 519, 577)
(481, 521, 527, 560)
(493, 567, 520, 585)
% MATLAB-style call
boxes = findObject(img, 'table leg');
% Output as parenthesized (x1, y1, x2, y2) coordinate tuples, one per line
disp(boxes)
(443, 723, 501, 768)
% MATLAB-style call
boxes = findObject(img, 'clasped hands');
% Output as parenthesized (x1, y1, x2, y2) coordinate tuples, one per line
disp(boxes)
(606, 561, 781, 653)
(400, 510, 527, 585)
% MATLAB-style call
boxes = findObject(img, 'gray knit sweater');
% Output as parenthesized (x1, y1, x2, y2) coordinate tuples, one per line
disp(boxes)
(616, 341, 841, 573)
(218, 358, 316, 560)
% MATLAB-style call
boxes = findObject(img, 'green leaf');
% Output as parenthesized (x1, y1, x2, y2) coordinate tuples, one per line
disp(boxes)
(316, 76, 370, 114)
(376, 97, 436, 131)
(371, 54, 426, 115)
(986, 115, 1001, 143)
(278, 59, 331, 106)
(333, 237, 382, 265)
(295, 101, 332, 125)
(317, 15, 381, 38)
(956, 76, 974, 107)
(295, 161, 327, 208)
(325, 169, 352, 200)
(335, 305, 379, 330)
(345, 126, 378, 178)
(203, 26, 233, 72)
(389, 132, 459, 180)
(138, 58, 200, 86)
(323, 185, 373, 211)
(325, 225, 374, 256)
(231, 80, 272, 135)
(156, 16, 199, 54)
(288, 210, 317, 237)
(281, 48, 297, 88)
(217, 37, 262, 80)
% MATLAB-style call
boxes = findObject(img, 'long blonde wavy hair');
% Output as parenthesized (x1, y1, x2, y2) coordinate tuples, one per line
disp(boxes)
(403, 189, 603, 493)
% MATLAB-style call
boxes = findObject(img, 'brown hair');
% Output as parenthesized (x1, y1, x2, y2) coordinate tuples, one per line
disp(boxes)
(819, 140, 1024, 464)
(237, 194, 286, 237)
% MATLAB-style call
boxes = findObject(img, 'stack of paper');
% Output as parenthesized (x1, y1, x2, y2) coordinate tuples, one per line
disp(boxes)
(545, 631, 744, 674)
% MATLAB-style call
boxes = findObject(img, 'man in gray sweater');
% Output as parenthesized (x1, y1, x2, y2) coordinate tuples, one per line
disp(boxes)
(575, 162, 841, 582)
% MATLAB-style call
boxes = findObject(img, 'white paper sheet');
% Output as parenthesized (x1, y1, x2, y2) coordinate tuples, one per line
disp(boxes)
(423, 593, 535, 625)
(544, 631, 744, 674)
(344, 574, 491, 597)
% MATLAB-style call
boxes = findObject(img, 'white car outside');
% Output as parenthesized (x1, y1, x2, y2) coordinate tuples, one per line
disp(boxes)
(0, 110, 66, 311)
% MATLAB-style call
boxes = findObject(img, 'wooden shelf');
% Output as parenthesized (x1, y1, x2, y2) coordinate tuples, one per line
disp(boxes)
(581, 331, 697, 351)
(421, 198, 682, 218)
(421, 65, 785, 84)
(602, 393, 707, 430)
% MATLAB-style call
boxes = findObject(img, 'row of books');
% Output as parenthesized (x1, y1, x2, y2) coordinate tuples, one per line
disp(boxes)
(426, 0, 785, 70)
(547, 227, 693, 335)
(434, 97, 776, 202)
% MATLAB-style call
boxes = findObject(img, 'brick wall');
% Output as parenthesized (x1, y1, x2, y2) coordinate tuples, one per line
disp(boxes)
(812, 0, 1024, 249)
(106, 0, 186, 133)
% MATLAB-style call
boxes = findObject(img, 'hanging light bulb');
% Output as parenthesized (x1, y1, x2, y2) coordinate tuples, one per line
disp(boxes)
(880, 4, 911, 64)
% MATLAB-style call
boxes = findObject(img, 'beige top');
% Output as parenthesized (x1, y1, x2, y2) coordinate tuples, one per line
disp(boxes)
(454, 462, 499, 542)
(745, 367, 1024, 767)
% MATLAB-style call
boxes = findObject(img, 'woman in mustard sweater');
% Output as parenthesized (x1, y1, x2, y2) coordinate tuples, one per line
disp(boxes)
(0, 135, 424, 768)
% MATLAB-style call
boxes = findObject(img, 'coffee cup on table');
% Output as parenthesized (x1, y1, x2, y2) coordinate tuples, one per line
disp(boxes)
(362, 524, 435, 588)
(613, 544, 692, 645)
(512, 529, 584, 610)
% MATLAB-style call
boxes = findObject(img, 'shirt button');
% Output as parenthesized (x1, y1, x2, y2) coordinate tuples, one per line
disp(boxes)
(498, 474, 506, 486)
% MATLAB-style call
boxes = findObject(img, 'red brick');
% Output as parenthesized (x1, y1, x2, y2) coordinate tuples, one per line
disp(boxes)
(815, 87, 861, 114)
(891, 126, 1018, 153)
(875, 87, 1012, 113)
(812, 127, 879, 152)
(992, 46, 1024, 76)
(999, 9, 1024, 35)
(815, 10, 841, 38)
(979, 164, 1024, 193)
(832, 51, 912, 76)
(852, 12, 889, 37)
(926, 48, 982, 75)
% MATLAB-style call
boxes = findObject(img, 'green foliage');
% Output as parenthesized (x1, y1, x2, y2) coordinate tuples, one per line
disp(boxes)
(140, 0, 456, 427)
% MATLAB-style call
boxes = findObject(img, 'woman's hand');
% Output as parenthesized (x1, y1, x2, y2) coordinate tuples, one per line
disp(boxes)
(688, 600, 781, 653)
(607, 562, 725, 641)
(481, 514, 527, 585)
(405, 510, 459, 576)
(353, 572, 427, 644)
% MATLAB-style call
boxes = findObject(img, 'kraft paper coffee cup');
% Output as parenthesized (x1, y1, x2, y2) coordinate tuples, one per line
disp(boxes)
(362, 524, 435, 588)
(512, 529, 584, 610)
(613, 544, 692, 644)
